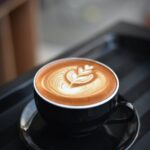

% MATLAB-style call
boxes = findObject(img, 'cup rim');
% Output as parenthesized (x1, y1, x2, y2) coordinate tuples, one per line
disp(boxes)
(34, 57, 119, 109)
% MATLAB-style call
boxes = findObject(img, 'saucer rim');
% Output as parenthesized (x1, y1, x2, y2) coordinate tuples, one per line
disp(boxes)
(124, 106, 140, 150)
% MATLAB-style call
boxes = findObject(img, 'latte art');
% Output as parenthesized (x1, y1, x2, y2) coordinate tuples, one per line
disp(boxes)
(35, 59, 118, 106)
(66, 65, 94, 86)
(41, 65, 107, 98)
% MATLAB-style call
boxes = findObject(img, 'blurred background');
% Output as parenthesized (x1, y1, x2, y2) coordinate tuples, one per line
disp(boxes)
(0, 0, 150, 86)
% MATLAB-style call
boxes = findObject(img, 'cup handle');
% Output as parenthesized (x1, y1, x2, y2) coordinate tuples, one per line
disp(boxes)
(104, 99, 135, 125)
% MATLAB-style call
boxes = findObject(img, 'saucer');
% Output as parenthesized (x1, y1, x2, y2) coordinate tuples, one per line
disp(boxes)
(20, 99, 140, 150)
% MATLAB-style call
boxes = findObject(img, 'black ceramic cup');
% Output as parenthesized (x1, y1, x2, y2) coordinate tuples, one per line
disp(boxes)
(33, 58, 133, 136)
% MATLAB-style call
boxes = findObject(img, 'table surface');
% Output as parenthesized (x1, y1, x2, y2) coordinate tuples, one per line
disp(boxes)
(0, 22, 150, 150)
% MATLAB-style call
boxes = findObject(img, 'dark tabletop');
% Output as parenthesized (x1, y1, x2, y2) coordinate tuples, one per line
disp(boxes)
(0, 22, 150, 150)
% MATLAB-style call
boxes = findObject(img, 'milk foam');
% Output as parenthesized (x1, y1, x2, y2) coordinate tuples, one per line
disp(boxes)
(41, 65, 107, 98)
(35, 59, 118, 106)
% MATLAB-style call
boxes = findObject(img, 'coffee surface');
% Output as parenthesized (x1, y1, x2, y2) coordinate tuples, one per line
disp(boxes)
(35, 59, 118, 106)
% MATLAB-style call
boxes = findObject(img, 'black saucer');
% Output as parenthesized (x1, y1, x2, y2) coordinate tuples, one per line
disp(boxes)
(20, 99, 140, 150)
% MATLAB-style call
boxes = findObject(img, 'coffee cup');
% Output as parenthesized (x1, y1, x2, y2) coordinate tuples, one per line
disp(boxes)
(33, 58, 133, 136)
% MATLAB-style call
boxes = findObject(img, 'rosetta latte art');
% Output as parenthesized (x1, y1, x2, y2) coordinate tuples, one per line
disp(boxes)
(35, 59, 118, 106)
(41, 64, 107, 98)
(66, 65, 94, 86)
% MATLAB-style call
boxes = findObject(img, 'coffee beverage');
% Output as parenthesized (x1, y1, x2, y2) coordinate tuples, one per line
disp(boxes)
(34, 58, 118, 107)
(33, 58, 135, 137)
(33, 58, 126, 136)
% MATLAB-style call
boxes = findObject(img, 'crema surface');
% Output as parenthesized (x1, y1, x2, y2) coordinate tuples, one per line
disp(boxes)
(35, 59, 117, 106)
